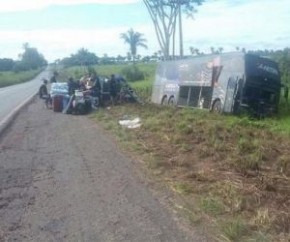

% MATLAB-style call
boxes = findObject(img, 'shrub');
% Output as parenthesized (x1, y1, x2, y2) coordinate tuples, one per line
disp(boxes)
(121, 65, 145, 82)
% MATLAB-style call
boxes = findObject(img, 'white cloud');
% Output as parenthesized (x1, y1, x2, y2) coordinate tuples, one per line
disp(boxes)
(0, 26, 158, 62)
(181, 0, 290, 53)
(0, 0, 289, 61)
(0, 0, 139, 12)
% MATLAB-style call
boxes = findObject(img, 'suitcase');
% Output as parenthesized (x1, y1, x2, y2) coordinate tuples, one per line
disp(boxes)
(52, 95, 63, 112)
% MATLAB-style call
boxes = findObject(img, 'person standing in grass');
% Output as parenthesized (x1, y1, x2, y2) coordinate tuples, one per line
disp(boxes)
(89, 73, 101, 108)
(109, 74, 118, 105)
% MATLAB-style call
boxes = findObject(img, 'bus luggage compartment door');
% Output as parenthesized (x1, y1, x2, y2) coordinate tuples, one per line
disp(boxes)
(223, 77, 238, 113)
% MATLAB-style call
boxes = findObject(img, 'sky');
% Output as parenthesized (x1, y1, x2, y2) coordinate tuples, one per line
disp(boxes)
(0, 0, 289, 62)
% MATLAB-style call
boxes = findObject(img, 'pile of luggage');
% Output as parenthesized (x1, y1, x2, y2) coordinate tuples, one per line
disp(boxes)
(50, 83, 92, 115)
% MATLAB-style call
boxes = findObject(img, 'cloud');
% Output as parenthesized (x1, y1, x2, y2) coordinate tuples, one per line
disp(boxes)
(181, 0, 290, 53)
(0, 25, 158, 62)
(0, 0, 139, 12)
(0, 0, 289, 61)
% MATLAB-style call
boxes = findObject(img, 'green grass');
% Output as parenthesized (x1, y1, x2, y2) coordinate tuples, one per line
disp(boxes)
(218, 217, 248, 242)
(173, 182, 193, 195)
(0, 69, 43, 87)
(268, 116, 290, 136)
(61, 62, 156, 81)
(91, 103, 290, 241)
(199, 196, 225, 216)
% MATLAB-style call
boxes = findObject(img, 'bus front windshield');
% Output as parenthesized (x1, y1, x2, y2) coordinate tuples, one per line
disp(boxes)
(244, 76, 280, 105)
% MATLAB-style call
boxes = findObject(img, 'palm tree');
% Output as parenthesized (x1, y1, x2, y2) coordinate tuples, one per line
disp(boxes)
(189, 46, 195, 55)
(189, 47, 200, 56)
(127, 52, 132, 62)
(120, 28, 147, 64)
(218, 47, 224, 53)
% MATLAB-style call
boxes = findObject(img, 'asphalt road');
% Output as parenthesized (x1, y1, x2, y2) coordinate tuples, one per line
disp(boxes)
(0, 68, 50, 124)
(0, 98, 205, 242)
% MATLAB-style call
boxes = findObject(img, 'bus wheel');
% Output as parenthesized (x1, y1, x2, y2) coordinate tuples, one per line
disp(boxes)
(161, 96, 168, 105)
(168, 96, 175, 106)
(212, 100, 222, 113)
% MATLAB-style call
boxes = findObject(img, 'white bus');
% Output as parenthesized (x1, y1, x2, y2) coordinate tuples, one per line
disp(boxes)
(151, 52, 281, 116)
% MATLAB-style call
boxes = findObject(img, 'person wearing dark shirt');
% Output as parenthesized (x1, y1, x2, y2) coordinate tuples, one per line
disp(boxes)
(67, 77, 79, 96)
(50, 71, 58, 83)
(89, 73, 101, 96)
(109, 74, 118, 105)
(39, 79, 48, 98)
(39, 79, 51, 108)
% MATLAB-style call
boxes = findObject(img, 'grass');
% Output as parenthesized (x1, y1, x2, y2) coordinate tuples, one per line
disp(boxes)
(172, 182, 193, 195)
(91, 103, 290, 241)
(199, 196, 225, 216)
(61, 62, 156, 81)
(0, 68, 43, 87)
(62, 62, 290, 241)
(218, 217, 248, 242)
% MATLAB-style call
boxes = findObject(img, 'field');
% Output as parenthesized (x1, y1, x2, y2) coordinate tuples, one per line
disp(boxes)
(0, 69, 43, 88)
(62, 63, 290, 241)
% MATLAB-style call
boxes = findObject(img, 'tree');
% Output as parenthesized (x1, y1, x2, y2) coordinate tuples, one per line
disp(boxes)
(249, 48, 290, 87)
(143, 0, 204, 59)
(20, 42, 47, 70)
(218, 47, 224, 53)
(60, 48, 99, 67)
(189, 46, 200, 56)
(98, 54, 115, 65)
(0, 58, 15, 71)
(74, 48, 99, 66)
(127, 52, 132, 62)
(142, 55, 151, 63)
(120, 28, 148, 64)
(116, 55, 126, 63)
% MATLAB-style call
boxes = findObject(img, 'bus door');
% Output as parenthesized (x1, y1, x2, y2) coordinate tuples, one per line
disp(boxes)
(224, 77, 238, 113)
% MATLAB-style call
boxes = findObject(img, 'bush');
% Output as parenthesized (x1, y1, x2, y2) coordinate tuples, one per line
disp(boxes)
(13, 62, 28, 73)
(121, 65, 145, 82)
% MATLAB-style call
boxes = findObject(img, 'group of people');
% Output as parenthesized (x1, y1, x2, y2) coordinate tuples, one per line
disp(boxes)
(67, 72, 120, 106)
(39, 70, 134, 113)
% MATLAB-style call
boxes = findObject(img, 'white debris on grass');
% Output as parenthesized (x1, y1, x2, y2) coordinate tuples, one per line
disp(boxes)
(119, 117, 141, 129)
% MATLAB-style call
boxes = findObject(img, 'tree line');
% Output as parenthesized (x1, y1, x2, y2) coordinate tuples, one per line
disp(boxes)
(0, 43, 47, 72)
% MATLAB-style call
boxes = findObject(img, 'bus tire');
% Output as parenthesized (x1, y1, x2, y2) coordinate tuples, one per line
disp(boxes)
(212, 100, 222, 113)
(168, 96, 175, 106)
(161, 96, 168, 105)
